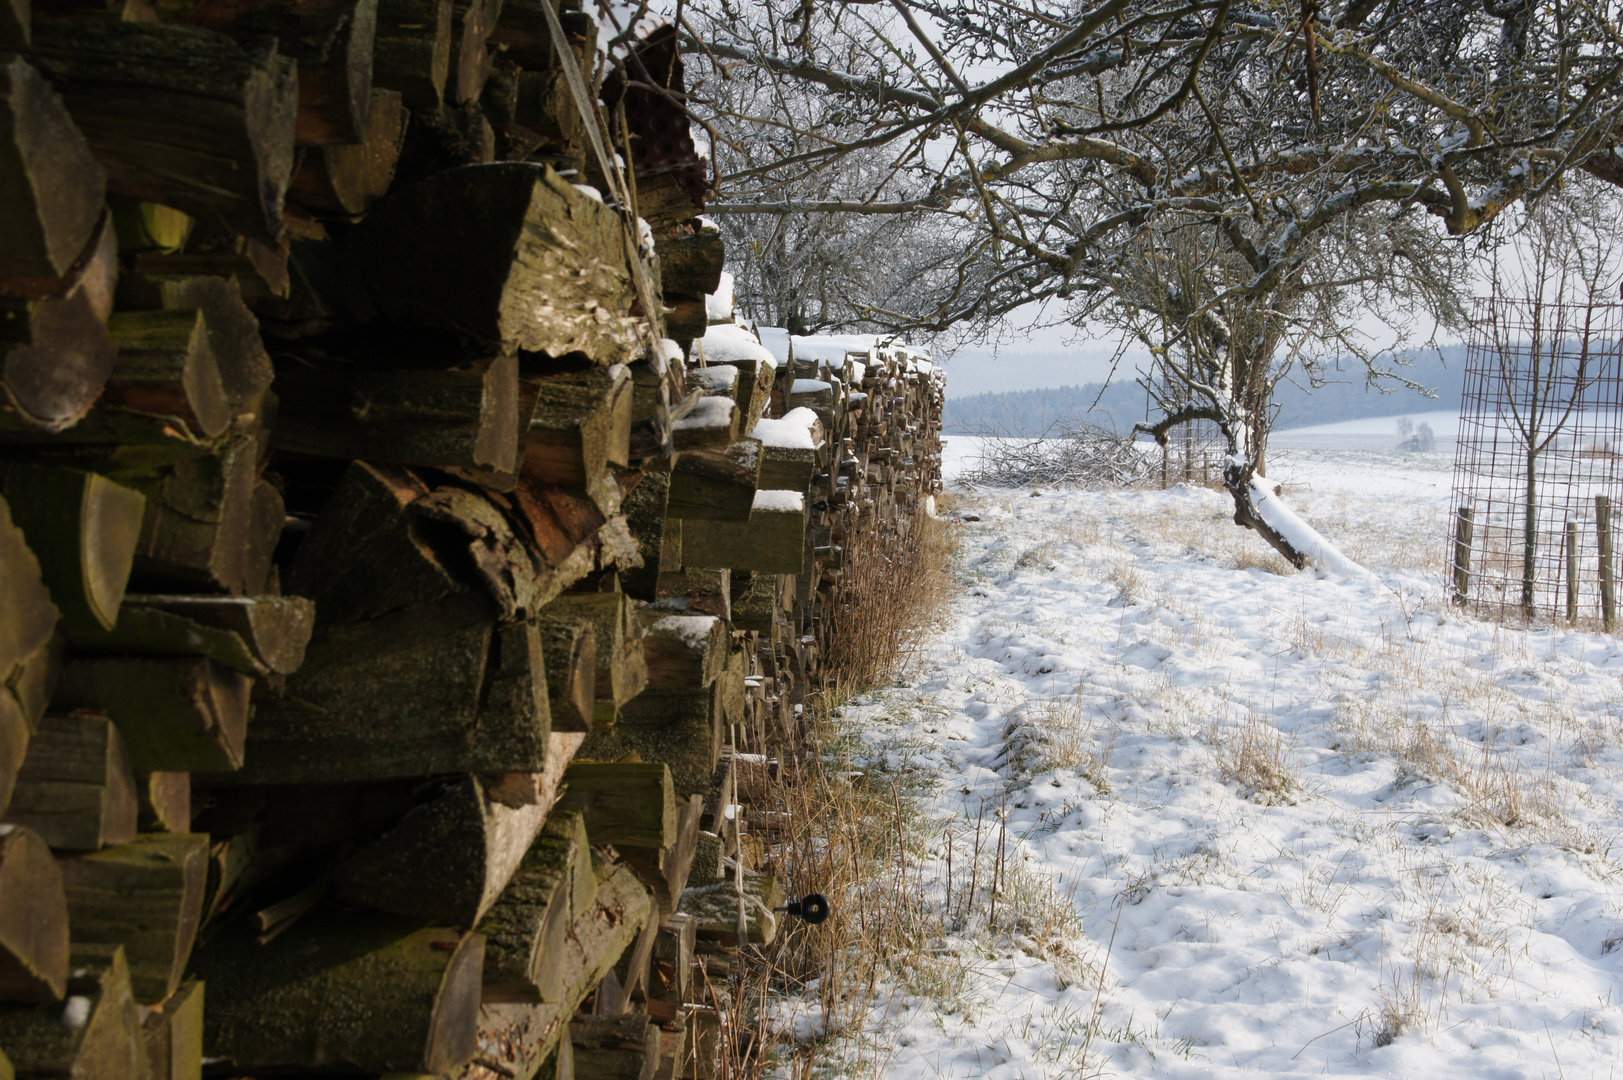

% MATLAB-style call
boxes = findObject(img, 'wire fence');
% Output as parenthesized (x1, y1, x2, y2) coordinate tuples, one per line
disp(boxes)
(1448, 295, 1623, 630)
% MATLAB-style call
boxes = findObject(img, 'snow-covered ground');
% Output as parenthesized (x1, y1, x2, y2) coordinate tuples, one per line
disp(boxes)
(786, 433, 1623, 1078)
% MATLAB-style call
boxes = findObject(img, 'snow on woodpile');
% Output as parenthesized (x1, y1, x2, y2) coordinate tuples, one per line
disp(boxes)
(690, 365, 737, 394)
(790, 379, 831, 395)
(647, 613, 720, 647)
(698, 323, 776, 368)
(750, 408, 820, 450)
(672, 395, 735, 432)
(751, 490, 804, 513)
(704, 271, 735, 323)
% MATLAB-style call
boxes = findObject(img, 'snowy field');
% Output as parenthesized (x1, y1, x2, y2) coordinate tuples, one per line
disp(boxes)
(789, 427, 1623, 1078)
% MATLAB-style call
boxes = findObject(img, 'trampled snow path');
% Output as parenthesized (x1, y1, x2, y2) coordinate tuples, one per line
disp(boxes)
(785, 447, 1623, 1079)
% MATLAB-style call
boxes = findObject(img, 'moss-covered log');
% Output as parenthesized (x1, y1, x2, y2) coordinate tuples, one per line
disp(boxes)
(0, 464, 144, 638)
(2, 712, 136, 852)
(58, 832, 208, 1003)
(271, 352, 520, 473)
(0, 943, 146, 1079)
(192, 910, 483, 1074)
(477, 809, 594, 1002)
(339, 162, 640, 362)
(26, 19, 298, 244)
(53, 657, 249, 772)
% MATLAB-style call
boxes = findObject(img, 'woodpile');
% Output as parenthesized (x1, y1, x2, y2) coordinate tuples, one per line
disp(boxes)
(0, 1, 944, 1075)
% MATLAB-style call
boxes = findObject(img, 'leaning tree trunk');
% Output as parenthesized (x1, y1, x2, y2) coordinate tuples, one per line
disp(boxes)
(1222, 448, 1309, 570)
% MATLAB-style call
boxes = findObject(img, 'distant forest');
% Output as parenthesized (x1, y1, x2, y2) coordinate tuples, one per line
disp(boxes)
(942, 346, 1466, 435)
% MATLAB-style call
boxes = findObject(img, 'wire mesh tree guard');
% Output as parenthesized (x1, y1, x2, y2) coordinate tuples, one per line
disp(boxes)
(1448, 295, 1622, 630)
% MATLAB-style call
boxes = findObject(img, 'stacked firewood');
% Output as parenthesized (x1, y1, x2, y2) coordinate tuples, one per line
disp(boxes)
(0, 0, 943, 1074)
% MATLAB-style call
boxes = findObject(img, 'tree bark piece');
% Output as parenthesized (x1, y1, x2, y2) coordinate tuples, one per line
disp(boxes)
(333, 732, 583, 925)
(0, 57, 106, 296)
(287, 87, 406, 215)
(0, 943, 147, 1080)
(192, 910, 483, 1075)
(271, 352, 520, 472)
(111, 274, 271, 408)
(53, 658, 250, 772)
(538, 617, 595, 733)
(570, 1014, 658, 1080)
(181, 0, 377, 147)
(638, 612, 725, 691)
(0, 286, 118, 435)
(0, 827, 68, 1004)
(667, 441, 760, 522)
(373, 0, 450, 111)
(0, 464, 145, 637)
(57, 832, 208, 1003)
(1, 712, 137, 851)
(135, 772, 189, 833)
(26, 19, 298, 244)
(140, 978, 201, 1080)
(618, 467, 668, 602)
(554, 762, 676, 850)
(339, 162, 640, 362)
(477, 808, 594, 1002)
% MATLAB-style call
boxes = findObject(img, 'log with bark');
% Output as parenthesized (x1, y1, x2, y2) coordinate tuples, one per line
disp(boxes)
(570, 1014, 659, 1080)
(540, 591, 646, 726)
(110, 273, 272, 408)
(235, 590, 549, 782)
(478, 807, 594, 1002)
(25, 19, 299, 244)
(135, 771, 190, 833)
(538, 616, 596, 733)
(0, 57, 106, 299)
(178, 0, 378, 147)
(332, 733, 581, 924)
(525, 365, 633, 513)
(272, 352, 520, 472)
(372, 0, 449, 110)
(338, 162, 642, 362)
(1, 711, 137, 851)
(0, 943, 146, 1079)
(286, 87, 407, 216)
(681, 491, 807, 576)
(192, 909, 484, 1074)
(666, 440, 759, 522)
(0, 286, 118, 436)
(140, 978, 201, 1080)
(0, 826, 69, 1004)
(57, 832, 208, 1003)
(52, 657, 250, 772)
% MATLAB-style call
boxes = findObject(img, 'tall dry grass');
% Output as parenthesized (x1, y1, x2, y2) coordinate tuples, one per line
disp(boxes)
(716, 507, 994, 1078)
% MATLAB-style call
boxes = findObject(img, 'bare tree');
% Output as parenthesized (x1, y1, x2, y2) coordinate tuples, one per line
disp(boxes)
(682, 0, 1623, 566)
(1481, 179, 1623, 610)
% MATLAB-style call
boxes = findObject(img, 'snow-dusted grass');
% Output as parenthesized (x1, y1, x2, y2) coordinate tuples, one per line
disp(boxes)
(771, 445, 1623, 1078)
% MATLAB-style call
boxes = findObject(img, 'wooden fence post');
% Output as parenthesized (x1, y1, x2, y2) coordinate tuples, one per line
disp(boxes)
(1452, 505, 1475, 607)
(1566, 520, 1579, 624)
(1599, 495, 1616, 631)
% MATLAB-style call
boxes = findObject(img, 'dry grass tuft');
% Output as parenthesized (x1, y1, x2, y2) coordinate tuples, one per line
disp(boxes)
(1216, 717, 1299, 804)
(821, 508, 959, 699)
